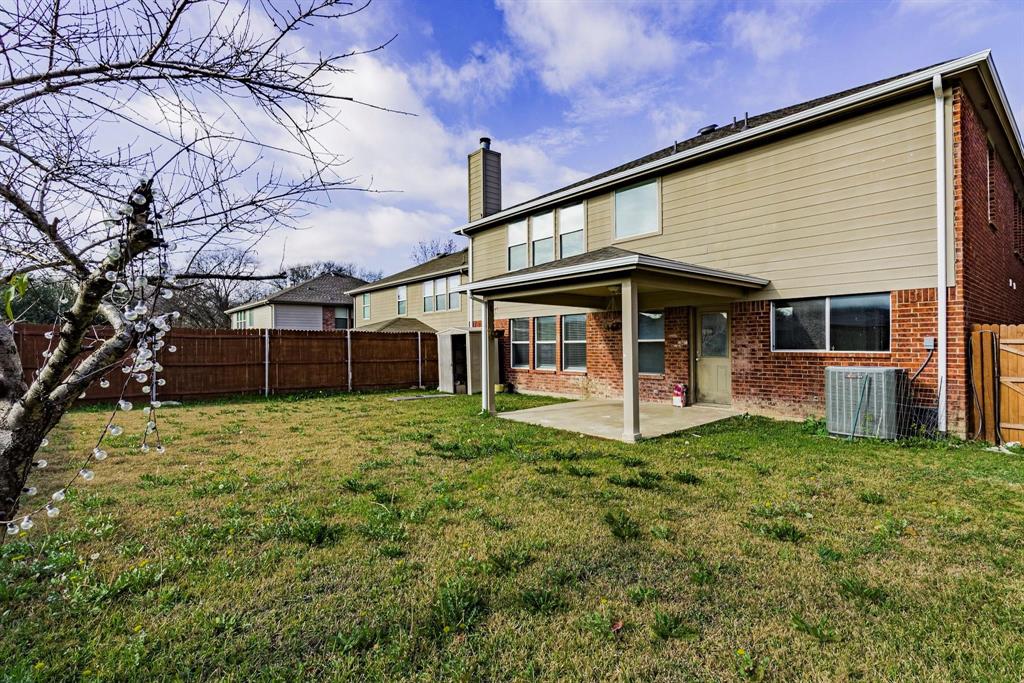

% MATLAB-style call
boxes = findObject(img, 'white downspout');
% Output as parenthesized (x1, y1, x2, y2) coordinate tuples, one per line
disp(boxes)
(933, 74, 948, 433)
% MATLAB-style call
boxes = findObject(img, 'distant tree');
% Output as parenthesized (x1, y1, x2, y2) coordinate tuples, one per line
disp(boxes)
(169, 251, 272, 329)
(410, 238, 462, 264)
(284, 261, 382, 285)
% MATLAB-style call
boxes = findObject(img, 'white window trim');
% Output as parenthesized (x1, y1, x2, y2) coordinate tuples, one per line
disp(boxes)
(422, 276, 456, 314)
(638, 310, 665, 375)
(769, 293, 892, 354)
(507, 220, 529, 272)
(397, 286, 407, 316)
(561, 314, 587, 372)
(361, 294, 371, 320)
(447, 275, 462, 311)
(557, 201, 587, 260)
(612, 178, 662, 243)
(534, 316, 557, 370)
(510, 318, 530, 369)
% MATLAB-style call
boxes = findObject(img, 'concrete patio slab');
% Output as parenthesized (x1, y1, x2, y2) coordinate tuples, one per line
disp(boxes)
(499, 399, 740, 441)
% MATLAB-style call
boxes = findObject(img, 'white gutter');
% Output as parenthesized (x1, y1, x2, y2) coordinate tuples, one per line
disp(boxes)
(454, 50, 992, 236)
(933, 74, 948, 433)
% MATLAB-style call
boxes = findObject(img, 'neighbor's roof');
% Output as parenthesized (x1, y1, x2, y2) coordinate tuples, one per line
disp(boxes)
(347, 249, 468, 295)
(359, 317, 437, 333)
(456, 50, 1021, 236)
(466, 246, 769, 294)
(225, 273, 368, 314)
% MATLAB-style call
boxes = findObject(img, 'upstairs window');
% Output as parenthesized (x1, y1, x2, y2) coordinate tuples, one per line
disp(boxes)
(397, 286, 407, 315)
(361, 294, 370, 320)
(433, 276, 448, 311)
(638, 311, 665, 374)
(559, 203, 585, 258)
(447, 275, 461, 310)
(511, 318, 529, 368)
(508, 220, 528, 271)
(423, 279, 434, 312)
(531, 211, 555, 265)
(772, 293, 890, 352)
(562, 314, 587, 371)
(534, 316, 556, 369)
(614, 180, 658, 239)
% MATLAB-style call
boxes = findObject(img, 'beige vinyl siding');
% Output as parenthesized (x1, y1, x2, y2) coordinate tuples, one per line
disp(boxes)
(470, 95, 938, 301)
(252, 305, 273, 328)
(355, 274, 470, 330)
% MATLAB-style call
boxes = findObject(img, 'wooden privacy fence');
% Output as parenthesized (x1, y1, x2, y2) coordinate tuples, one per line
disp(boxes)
(970, 324, 1024, 444)
(14, 324, 438, 403)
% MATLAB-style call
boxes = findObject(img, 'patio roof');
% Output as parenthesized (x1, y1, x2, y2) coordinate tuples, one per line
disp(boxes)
(465, 246, 768, 307)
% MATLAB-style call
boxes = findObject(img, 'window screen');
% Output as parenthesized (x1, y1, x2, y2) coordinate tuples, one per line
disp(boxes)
(534, 316, 556, 369)
(511, 318, 530, 368)
(638, 311, 664, 374)
(562, 314, 586, 371)
(614, 181, 658, 239)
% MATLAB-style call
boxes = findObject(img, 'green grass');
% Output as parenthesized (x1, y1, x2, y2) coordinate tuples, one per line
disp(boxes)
(2, 391, 1023, 681)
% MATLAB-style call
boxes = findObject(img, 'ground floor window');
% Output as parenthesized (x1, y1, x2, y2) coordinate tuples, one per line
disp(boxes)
(638, 311, 664, 374)
(534, 316, 556, 369)
(334, 307, 350, 329)
(562, 314, 586, 371)
(511, 318, 529, 368)
(772, 293, 890, 352)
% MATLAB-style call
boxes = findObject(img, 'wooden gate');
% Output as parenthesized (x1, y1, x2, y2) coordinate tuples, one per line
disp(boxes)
(971, 324, 1024, 443)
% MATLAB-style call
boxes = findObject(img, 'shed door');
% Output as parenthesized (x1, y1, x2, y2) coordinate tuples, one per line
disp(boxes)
(696, 310, 731, 405)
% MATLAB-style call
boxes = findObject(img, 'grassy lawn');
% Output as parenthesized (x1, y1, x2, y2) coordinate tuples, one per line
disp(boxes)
(2, 391, 1023, 681)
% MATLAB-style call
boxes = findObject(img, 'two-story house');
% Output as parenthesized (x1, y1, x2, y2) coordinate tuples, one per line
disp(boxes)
(347, 249, 470, 332)
(455, 51, 1023, 442)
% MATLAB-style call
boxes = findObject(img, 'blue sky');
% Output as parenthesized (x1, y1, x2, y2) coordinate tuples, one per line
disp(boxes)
(257, 0, 1024, 276)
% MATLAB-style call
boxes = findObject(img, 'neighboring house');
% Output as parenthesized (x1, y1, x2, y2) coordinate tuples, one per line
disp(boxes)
(225, 274, 367, 330)
(347, 250, 470, 332)
(451, 51, 1024, 441)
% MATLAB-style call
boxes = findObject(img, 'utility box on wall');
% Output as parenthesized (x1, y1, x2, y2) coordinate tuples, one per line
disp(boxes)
(825, 367, 908, 439)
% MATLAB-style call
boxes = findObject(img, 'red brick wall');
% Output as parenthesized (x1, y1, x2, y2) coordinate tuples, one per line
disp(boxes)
(954, 87, 1024, 327)
(321, 306, 334, 331)
(729, 289, 963, 429)
(951, 87, 1024, 435)
(496, 307, 690, 402)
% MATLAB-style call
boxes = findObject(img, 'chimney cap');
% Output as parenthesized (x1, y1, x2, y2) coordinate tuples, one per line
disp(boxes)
(479, 136, 491, 150)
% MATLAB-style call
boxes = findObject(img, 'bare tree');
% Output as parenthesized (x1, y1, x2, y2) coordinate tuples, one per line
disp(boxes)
(284, 260, 382, 284)
(410, 238, 462, 264)
(168, 250, 271, 328)
(0, 0, 401, 524)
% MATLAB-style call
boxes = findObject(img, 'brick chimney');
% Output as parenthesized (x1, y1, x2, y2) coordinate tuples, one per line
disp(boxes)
(467, 137, 501, 221)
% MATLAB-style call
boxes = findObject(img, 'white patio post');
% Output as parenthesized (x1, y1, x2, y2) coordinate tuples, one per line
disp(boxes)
(481, 298, 496, 415)
(621, 278, 641, 442)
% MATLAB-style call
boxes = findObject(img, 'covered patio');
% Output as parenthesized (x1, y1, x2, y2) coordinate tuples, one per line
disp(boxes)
(469, 246, 768, 442)
(499, 399, 740, 441)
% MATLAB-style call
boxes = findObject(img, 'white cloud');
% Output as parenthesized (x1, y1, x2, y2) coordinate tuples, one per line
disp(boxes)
(648, 104, 706, 146)
(895, 0, 1004, 36)
(724, 3, 820, 62)
(411, 44, 521, 106)
(496, 0, 705, 122)
(258, 205, 457, 268)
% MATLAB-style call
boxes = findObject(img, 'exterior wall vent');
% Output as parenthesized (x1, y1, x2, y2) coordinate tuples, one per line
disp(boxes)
(825, 367, 908, 439)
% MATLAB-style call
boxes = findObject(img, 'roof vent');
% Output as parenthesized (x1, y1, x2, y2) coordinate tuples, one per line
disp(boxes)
(698, 123, 718, 135)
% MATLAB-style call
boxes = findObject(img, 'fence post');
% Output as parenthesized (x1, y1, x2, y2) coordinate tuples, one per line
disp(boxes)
(263, 328, 270, 397)
(417, 331, 423, 389)
(346, 328, 352, 392)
